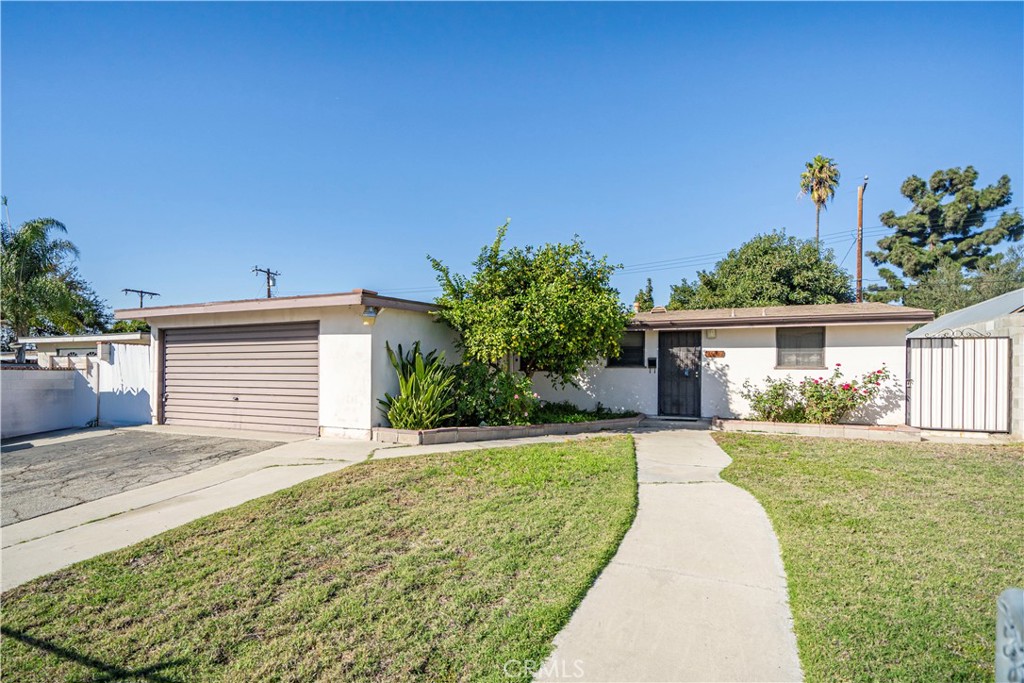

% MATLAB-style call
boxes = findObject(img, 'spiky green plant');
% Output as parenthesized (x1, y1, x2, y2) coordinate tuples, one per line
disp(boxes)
(377, 342, 456, 430)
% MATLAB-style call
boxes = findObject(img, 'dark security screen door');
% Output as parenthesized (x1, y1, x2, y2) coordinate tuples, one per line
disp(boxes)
(658, 331, 702, 417)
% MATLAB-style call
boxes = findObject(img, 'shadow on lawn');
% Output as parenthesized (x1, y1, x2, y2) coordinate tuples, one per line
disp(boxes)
(1, 626, 187, 682)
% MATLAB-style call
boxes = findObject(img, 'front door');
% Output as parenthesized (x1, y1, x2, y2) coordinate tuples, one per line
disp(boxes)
(658, 331, 702, 417)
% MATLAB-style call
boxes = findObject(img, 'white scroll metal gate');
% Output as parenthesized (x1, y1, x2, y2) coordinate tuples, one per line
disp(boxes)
(906, 336, 1012, 432)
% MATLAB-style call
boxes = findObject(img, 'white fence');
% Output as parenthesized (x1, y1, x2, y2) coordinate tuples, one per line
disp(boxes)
(1, 343, 152, 439)
(906, 337, 1012, 432)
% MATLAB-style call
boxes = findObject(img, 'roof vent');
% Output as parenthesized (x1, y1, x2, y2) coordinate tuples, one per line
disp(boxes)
(651, 306, 667, 313)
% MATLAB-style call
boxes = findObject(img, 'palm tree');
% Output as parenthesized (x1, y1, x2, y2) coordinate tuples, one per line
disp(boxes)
(799, 155, 841, 250)
(1, 214, 106, 359)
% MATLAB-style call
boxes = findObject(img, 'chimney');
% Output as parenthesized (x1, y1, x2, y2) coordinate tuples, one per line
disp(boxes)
(633, 301, 641, 314)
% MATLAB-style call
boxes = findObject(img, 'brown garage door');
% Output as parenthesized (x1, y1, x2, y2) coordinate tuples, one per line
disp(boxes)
(162, 321, 319, 435)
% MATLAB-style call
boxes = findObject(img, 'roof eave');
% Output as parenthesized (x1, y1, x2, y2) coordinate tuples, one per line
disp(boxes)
(115, 290, 437, 320)
(629, 312, 935, 330)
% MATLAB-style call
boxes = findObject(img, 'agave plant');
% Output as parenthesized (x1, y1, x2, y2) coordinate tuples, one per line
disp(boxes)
(377, 341, 456, 430)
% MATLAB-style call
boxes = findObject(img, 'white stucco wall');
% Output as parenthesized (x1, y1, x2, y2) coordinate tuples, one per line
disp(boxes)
(701, 324, 910, 425)
(534, 324, 910, 425)
(532, 331, 659, 415)
(369, 308, 459, 430)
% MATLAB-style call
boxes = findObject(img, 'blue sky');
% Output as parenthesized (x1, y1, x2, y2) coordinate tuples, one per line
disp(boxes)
(3, 2, 1022, 310)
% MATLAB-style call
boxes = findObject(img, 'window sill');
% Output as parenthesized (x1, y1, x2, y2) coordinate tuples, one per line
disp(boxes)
(774, 366, 827, 370)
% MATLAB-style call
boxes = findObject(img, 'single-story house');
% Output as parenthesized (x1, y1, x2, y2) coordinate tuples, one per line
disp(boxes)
(907, 288, 1023, 437)
(116, 292, 935, 438)
(27, 331, 151, 367)
(116, 290, 456, 438)
(533, 302, 935, 425)
(2, 332, 153, 438)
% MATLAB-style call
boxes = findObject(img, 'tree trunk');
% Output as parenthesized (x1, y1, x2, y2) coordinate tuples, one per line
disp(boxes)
(815, 208, 821, 252)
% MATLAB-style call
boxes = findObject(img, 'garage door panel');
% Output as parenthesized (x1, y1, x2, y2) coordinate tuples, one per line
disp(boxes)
(164, 325, 318, 344)
(169, 396, 318, 410)
(163, 357, 319, 368)
(166, 404, 319, 421)
(165, 368, 318, 380)
(162, 322, 319, 435)
(165, 346, 318, 359)
(163, 417, 317, 435)
(162, 384, 318, 397)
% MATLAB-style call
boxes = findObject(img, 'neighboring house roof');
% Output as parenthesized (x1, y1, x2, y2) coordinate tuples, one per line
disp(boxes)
(19, 332, 151, 346)
(907, 288, 1024, 338)
(630, 302, 934, 330)
(115, 289, 435, 321)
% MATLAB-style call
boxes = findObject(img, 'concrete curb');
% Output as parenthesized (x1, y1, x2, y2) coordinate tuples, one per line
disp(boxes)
(372, 415, 645, 445)
(711, 416, 922, 442)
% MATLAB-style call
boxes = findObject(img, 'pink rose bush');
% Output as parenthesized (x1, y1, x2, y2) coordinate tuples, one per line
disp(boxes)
(741, 363, 895, 424)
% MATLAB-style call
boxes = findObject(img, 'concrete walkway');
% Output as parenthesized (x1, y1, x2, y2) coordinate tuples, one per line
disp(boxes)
(537, 425, 803, 682)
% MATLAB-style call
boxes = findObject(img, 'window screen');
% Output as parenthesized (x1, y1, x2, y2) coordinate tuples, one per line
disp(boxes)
(608, 331, 645, 367)
(776, 327, 825, 368)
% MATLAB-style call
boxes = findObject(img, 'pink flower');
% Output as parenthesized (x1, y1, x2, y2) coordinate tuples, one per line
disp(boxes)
(814, 379, 820, 384)
(513, 394, 519, 400)
(836, 363, 842, 367)
(533, 392, 539, 398)
(876, 370, 884, 375)
(842, 383, 851, 390)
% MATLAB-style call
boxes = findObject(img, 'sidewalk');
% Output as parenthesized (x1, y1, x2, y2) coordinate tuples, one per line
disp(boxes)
(536, 426, 803, 682)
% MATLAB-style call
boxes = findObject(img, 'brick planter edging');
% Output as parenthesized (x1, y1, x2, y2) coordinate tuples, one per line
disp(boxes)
(372, 415, 645, 446)
(710, 417, 922, 442)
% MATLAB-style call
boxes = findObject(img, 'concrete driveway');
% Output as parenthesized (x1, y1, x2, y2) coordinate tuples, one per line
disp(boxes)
(1, 429, 283, 526)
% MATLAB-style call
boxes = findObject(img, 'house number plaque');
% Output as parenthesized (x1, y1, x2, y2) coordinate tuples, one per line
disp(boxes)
(704, 350, 725, 358)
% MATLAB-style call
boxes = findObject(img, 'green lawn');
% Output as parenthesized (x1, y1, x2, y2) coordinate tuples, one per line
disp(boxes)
(715, 433, 1024, 682)
(1, 436, 637, 682)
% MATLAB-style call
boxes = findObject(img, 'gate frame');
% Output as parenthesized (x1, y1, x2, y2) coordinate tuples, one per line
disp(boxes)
(905, 333, 1013, 433)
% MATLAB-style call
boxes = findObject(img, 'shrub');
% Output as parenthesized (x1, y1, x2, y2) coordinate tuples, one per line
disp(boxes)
(451, 361, 539, 426)
(799, 364, 893, 424)
(741, 364, 894, 424)
(533, 401, 638, 424)
(741, 376, 806, 423)
(377, 342, 455, 430)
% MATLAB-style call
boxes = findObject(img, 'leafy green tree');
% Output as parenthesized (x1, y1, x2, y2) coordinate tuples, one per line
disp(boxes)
(799, 155, 841, 248)
(429, 221, 629, 386)
(899, 246, 1024, 316)
(868, 166, 1024, 303)
(634, 278, 654, 312)
(668, 230, 854, 309)
(1, 214, 110, 357)
(111, 319, 151, 333)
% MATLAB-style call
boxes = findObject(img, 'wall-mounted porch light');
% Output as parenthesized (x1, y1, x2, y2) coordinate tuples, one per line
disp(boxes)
(362, 306, 379, 326)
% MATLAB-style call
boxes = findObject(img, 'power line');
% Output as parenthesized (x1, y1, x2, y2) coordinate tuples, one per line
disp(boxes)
(252, 266, 280, 299)
(122, 288, 160, 308)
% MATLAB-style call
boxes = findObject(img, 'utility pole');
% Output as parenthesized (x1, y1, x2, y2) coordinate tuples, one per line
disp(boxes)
(252, 266, 280, 298)
(122, 288, 160, 308)
(856, 176, 868, 303)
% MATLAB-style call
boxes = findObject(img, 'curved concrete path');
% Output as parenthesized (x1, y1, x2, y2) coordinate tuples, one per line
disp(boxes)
(537, 425, 802, 682)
